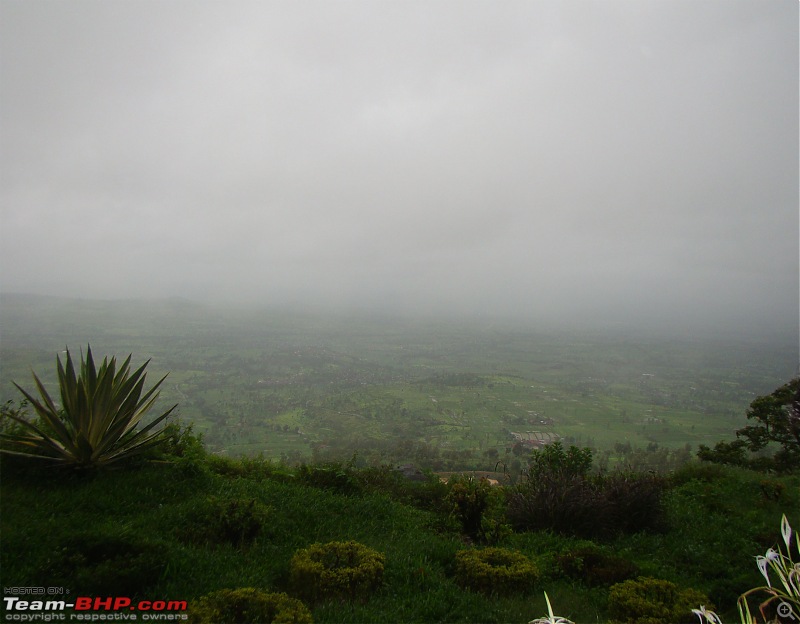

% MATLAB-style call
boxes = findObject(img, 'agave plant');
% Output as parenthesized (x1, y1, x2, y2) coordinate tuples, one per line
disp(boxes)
(0, 346, 177, 468)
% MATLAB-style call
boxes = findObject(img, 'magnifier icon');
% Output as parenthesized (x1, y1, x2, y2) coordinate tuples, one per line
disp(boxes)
(778, 602, 797, 621)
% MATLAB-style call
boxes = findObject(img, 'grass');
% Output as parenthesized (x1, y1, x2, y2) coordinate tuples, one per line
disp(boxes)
(1, 451, 797, 623)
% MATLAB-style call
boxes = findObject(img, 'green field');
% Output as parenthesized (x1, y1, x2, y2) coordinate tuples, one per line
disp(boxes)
(1, 294, 795, 468)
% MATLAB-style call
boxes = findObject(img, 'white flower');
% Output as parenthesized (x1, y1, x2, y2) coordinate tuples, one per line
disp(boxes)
(692, 606, 723, 624)
(756, 548, 781, 586)
(782, 514, 793, 550)
(789, 562, 800, 594)
(528, 592, 576, 624)
(756, 556, 769, 585)
(766, 548, 780, 562)
(757, 556, 770, 586)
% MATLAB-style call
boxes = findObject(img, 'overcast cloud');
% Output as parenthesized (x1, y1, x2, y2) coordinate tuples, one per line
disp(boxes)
(0, 0, 797, 334)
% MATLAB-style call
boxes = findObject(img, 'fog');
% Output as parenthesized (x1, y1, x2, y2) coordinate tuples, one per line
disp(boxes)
(1, 1, 797, 337)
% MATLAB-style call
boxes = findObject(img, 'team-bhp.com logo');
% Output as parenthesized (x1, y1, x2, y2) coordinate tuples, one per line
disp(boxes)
(3, 595, 188, 621)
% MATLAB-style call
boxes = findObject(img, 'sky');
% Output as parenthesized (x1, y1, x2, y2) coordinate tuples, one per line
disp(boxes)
(1, 0, 797, 336)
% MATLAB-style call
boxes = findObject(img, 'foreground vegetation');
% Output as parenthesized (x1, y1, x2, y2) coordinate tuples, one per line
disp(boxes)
(1, 431, 797, 622)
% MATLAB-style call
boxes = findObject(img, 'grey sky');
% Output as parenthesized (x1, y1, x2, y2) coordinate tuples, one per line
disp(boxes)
(1, 0, 797, 334)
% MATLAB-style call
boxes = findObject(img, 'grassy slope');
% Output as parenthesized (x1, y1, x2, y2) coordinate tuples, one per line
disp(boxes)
(1, 455, 797, 624)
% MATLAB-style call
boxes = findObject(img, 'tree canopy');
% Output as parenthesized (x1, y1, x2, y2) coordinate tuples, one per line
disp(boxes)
(698, 378, 800, 472)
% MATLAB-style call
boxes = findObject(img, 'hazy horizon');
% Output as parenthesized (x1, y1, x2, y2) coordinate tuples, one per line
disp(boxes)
(1, 1, 797, 339)
(1, 291, 796, 348)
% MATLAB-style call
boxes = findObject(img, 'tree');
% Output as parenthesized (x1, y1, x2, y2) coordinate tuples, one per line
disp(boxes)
(528, 440, 593, 481)
(736, 378, 800, 471)
(698, 378, 800, 472)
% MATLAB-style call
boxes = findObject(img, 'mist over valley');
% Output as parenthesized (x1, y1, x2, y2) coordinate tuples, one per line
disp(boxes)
(1, 293, 794, 469)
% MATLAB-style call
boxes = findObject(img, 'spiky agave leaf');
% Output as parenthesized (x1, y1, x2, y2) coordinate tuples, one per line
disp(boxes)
(8, 374, 81, 460)
(0, 405, 74, 462)
(0, 346, 178, 468)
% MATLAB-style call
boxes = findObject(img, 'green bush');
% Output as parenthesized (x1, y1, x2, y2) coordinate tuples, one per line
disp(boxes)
(601, 471, 666, 534)
(353, 464, 450, 512)
(47, 532, 166, 597)
(454, 547, 539, 595)
(296, 463, 359, 495)
(508, 469, 665, 539)
(445, 475, 510, 543)
(206, 454, 294, 482)
(289, 540, 385, 603)
(507, 473, 612, 538)
(528, 441, 593, 481)
(179, 496, 270, 548)
(556, 546, 639, 587)
(154, 420, 205, 461)
(669, 461, 727, 486)
(188, 588, 312, 624)
(608, 577, 712, 624)
(758, 478, 785, 502)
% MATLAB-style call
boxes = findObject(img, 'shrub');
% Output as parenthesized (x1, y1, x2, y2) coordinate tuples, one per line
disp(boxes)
(508, 466, 665, 539)
(758, 479, 785, 502)
(0, 400, 30, 437)
(556, 546, 639, 587)
(353, 464, 449, 513)
(206, 454, 293, 482)
(445, 475, 510, 543)
(528, 441, 593, 481)
(0, 346, 176, 468)
(510, 442, 607, 537)
(669, 462, 727, 486)
(289, 540, 385, 603)
(601, 471, 666, 534)
(296, 463, 359, 495)
(608, 577, 712, 624)
(188, 588, 312, 624)
(47, 532, 166, 597)
(179, 496, 270, 548)
(154, 420, 205, 461)
(507, 473, 612, 538)
(454, 547, 539, 596)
